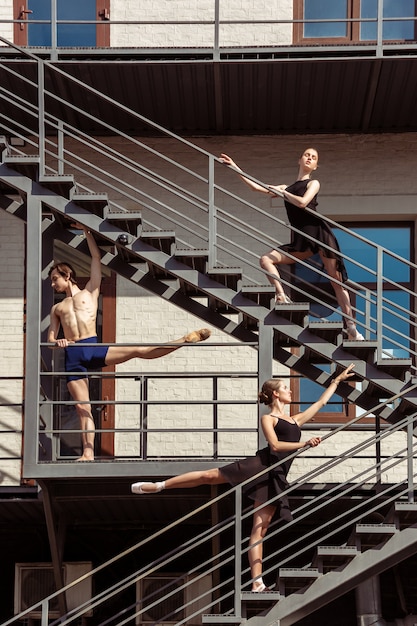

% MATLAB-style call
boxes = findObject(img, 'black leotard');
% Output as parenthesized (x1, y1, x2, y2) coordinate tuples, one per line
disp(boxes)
(279, 178, 348, 282)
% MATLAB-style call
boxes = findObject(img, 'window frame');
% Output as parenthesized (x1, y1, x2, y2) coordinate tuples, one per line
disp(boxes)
(14, 0, 110, 48)
(293, 0, 417, 45)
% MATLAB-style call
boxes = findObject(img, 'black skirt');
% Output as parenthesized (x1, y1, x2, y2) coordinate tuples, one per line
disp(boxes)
(219, 447, 293, 521)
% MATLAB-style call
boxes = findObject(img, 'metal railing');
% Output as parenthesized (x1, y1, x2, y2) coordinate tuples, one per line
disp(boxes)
(0, 40, 414, 363)
(3, 407, 416, 626)
(0, 36, 416, 471)
(4, 0, 417, 60)
(0, 31, 416, 626)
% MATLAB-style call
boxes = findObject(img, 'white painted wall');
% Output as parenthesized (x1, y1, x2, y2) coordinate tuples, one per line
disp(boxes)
(0, 211, 24, 485)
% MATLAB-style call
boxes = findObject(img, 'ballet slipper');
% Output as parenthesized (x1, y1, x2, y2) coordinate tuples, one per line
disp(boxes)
(251, 582, 270, 592)
(345, 322, 365, 341)
(131, 481, 165, 494)
(184, 328, 211, 343)
(275, 293, 293, 304)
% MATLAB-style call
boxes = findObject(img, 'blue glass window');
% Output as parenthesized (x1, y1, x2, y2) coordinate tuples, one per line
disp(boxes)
(302, 0, 416, 41)
(304, 0, 348, 38)
(361, 0, 415, 40)
(28, 0, 96, 47)
(298, 223, 412, 416)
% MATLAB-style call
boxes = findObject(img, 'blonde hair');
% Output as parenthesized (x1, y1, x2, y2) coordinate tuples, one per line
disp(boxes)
(258, 379, 284, 406)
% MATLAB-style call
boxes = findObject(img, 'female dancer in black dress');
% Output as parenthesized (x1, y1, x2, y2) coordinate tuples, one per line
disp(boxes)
(219, 149, 364, 341)
(131, 363, 355, 591)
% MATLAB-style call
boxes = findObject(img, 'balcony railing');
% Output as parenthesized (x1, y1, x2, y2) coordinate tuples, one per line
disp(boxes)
(2, 0, 417, 60)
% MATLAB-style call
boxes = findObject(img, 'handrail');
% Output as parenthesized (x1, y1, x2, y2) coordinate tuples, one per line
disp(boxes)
(3, 410, 416, 626)
(3, 0, 417, 60)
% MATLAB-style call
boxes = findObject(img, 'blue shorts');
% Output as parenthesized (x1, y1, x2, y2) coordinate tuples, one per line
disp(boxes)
(64, 337, 109, 382)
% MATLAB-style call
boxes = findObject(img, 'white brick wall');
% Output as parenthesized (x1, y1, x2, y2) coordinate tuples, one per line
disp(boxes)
(0, 0, 13, 44)
(110, 0, 292, 48)
(0, 211, 24, 485)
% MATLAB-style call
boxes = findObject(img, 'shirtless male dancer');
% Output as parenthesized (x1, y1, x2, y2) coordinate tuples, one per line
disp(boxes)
(47, 224, 211, 461)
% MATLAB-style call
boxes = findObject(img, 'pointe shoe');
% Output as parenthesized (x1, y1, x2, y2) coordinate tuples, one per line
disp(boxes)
(345, 323, 365, 341)
(252, 583, 270, 592)
(131, 481, 165, 494)
(275, 293, 292, 304)
(185, 328, 211, 343)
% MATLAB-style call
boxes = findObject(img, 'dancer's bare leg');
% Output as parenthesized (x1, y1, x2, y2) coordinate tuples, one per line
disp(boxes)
(259, 249, 311, 302)
(321, 255, 364, 340)
(249, 503, 276, 591)
(104, 328, 211, 366)
(67, 378, 95, 461)
(131, 468, 227, 494)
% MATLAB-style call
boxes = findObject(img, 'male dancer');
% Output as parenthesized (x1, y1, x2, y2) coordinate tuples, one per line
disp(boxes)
(48, 224, 211, 460)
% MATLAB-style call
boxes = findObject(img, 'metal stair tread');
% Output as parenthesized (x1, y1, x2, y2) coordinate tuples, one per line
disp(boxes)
(202, 614, 245, 624)
(241, 589, 281, 601)
(279, 567, 320, 579)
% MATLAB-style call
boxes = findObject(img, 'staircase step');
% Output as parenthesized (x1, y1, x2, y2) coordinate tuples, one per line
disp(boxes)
(241, 285, 275, 308)
(39, 174, 75, 197)
(394, 502, 417, 529)
(274, 302, 310, 325)
(354, 523, 397, 549)
(175, 249, 209, 273)
(314, 545, 358, 573)
(141, 230, 176, 254)
(241, 589, 281, 601)
(71, 192, 109, 218)
(207, 267, 242, 291)
(278, 567, 321, 595)
(106, 209, 142, 237)
(3, 154, 39, 179)
(308, 320, 343, 344)
(202, 614, 244, 624)
(376, 358, 412, 381)
(341, 339, 377, 360)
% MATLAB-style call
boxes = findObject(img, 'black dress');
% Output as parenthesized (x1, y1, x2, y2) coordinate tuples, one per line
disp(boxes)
(219, 418, 301, 521)
(279, 178, 348, 283)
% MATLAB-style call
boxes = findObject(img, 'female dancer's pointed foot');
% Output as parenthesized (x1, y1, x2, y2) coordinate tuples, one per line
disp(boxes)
(251, 582, 270, 592)
(275, 293, 292, 304)
(184, 328, 211, 343)
(345, 322, 365, 341)
(131, 481, 165, 494)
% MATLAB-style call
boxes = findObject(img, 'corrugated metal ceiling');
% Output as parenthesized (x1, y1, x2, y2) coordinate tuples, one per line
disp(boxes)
(2, 55, 417, 136)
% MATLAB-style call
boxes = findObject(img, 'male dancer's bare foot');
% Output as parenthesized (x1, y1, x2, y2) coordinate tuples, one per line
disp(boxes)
(76, 454, 95, 462)
(184, 328, 211, 343)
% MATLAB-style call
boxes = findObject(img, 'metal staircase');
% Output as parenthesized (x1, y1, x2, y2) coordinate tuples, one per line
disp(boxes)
(242, 502, 417, 626)
(1, 147, 417, 432)
(0, 45, 416, 625)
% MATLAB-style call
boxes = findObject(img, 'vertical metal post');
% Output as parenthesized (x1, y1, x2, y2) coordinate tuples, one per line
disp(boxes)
(57, 120, 64, 175)
(50, 0, 58, 61)
(234, 485, 242, 619)
(257, 323, 273, 449)
(208, 154, 217, 267)
(376, 247, 383, 361)
(213, 376, 218, 458)
(374, 414, 382, 486)
(37, 59, 46, 177)
(213, 0, 220, 61)
(376, 0, 383, 57)
(24, 193, 43, 475)
(407, 413, 415, 503)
